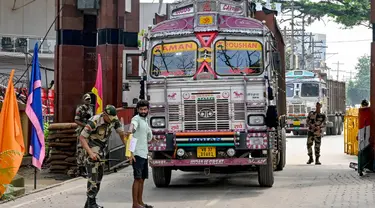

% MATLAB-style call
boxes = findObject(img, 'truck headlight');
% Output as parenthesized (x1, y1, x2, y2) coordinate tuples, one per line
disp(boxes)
(150, 117, 166, 128)
(248, 115, 265, 126)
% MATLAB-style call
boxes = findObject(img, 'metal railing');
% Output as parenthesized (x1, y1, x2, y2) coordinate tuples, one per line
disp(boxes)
(0, 34, 55, 55)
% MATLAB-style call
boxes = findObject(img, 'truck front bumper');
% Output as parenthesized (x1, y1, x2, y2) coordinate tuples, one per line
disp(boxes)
(149, 157, 268, 167)
(285, 127, 308, 131)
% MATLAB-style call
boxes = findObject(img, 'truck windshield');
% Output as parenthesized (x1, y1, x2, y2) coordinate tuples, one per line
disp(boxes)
(215, 40, 262, 75)
(301, 83, 319, 97)
(286, 84, 294, 97)
(151, 41, 197, 77)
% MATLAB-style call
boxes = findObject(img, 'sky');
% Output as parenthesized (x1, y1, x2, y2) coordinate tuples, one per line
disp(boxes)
(140, 0, 372, 81)
(287, 17, 372, 82)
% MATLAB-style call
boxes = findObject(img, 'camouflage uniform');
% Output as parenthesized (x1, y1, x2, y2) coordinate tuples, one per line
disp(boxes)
(75, 97, 93, 172)
(80, 105, 124, 207)
(306, 111, 326, 160)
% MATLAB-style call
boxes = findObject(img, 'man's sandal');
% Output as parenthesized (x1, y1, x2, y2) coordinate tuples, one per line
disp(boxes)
(144, 204, 154, 208)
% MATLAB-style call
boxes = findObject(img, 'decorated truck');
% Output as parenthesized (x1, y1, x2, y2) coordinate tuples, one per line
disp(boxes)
(285, 70, 346, 136)
(123, 0, 287, 188)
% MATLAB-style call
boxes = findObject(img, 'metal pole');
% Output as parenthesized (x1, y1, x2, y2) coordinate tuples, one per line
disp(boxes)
(336, 61, 339, 81)
(34, 167, 37, 189)
(312, 36, 315, 71)
(301, 15, 305, 70)
(290, 0, 295, 70)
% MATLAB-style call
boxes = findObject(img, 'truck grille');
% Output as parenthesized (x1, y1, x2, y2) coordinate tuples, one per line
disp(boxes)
(183, 99, 230, 130)
(288, 104, 306, 114)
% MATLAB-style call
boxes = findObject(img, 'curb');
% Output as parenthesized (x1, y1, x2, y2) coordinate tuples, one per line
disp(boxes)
(0, 163, 131, 204)
(0, 176, 83, 204)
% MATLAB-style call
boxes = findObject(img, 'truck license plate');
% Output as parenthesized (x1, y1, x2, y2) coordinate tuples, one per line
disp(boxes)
(293, 121, 301, 126)
(197, 147, 216, 158)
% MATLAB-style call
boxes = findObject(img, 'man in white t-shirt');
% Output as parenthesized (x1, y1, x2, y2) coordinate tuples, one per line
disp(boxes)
(126, 100, 153, 208)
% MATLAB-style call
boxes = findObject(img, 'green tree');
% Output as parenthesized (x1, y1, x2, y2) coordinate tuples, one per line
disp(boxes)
(346, 55, 370, 105)
(271, 0, 371, 28)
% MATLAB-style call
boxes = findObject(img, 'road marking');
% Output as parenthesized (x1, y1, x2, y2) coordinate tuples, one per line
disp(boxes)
(9, 184, 85, 208)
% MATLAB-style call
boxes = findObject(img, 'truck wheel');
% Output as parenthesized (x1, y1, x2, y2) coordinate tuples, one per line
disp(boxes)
(326, 126, 331, 135)
(276, 128, 286, 171)
(258, 149, 274, 187)
(152, 167, 172, 188)
(337, 116, 343, 135)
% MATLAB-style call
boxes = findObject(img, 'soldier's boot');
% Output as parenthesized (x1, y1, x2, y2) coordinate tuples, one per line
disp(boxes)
(306, 156, 314, 164)
(315, 156, 321, 165)
(87, 197, 103, 208)
(84, 199, 88, 208)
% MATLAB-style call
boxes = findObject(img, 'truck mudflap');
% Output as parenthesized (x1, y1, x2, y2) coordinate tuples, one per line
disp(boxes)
(149, 157, 268, 167)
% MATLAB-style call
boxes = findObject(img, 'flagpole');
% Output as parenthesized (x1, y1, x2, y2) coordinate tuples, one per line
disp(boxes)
(26, 42, 45, 191)
(34, 167, 37, 189)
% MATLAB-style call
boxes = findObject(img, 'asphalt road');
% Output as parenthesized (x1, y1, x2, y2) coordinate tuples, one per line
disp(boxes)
(3, 134, 375, 208)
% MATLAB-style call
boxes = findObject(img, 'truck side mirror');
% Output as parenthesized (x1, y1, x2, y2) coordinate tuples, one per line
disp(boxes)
(272, 52, 281, 72)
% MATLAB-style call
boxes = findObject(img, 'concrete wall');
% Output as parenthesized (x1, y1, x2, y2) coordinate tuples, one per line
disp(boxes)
(0, 0, 55, 38)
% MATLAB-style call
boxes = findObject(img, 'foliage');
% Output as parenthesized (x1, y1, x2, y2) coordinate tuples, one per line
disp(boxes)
(0, 150, 22, 200)
(44, 122, 50, 160)
(44, 122, 50, 140)
(346, 55, 370, 105)
(269, 0, 371, 28)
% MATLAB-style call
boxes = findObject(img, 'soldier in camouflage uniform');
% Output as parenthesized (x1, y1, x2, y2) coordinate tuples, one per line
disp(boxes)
(79, 105, 126, 208)
(306, 102, 326, 165)
(74, 93, 94, 177)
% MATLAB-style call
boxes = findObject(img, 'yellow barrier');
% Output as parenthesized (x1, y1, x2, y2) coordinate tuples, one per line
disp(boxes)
(344, 108, 359, 155)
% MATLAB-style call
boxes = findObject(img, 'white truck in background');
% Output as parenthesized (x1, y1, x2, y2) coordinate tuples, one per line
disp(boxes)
(285, 70, 346, 136)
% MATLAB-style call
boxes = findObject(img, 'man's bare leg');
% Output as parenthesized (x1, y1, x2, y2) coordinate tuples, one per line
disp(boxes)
(132, 179, 141, 206)
(138, 179, 145, 206)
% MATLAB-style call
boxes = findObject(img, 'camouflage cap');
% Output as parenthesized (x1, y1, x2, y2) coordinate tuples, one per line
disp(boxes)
(104, 105, 118, 121)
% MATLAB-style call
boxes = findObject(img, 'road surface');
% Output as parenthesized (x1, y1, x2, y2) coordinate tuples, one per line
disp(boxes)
(2, 134, 375, 208)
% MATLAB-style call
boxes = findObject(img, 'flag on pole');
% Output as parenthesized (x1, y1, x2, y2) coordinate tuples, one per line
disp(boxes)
(0, 70, 25, 196)
(92, 54, 103, 114)
(26, 43, 45, 170)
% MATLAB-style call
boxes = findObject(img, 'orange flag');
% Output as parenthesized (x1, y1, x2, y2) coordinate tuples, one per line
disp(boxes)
(0, 70, 25, 196)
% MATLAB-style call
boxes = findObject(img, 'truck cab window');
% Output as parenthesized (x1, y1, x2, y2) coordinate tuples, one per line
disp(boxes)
(301, 83, 319, 97)
(151, 41, 198, 77)
(286, 84, 294, 97)
(215, 40, 263, 75)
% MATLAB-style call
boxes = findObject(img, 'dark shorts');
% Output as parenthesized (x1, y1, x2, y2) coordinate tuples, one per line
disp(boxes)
(132, 155, 149, 179)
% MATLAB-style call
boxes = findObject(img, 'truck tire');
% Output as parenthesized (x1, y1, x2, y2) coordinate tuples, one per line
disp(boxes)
(152, 167, 172, 188)
(337, 116, 343, 135)
(326, 126, 331, 135)
(276, 128, 286, 171)
(258, 149, 274, 187)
